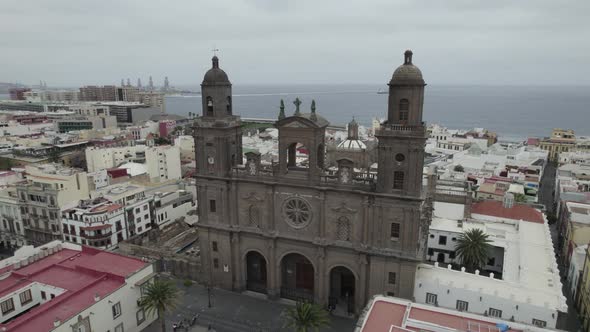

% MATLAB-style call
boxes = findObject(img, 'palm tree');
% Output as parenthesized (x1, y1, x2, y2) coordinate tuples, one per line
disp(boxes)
(284, 301, 330, 332)
(455, 228, 492, 272)
(139, 279, 179, 332)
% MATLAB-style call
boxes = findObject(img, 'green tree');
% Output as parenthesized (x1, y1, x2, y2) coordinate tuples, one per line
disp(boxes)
(453, 164, 465, 172)
(514, 193, 527, 203)
(139, 279, 179, 332)
(284, 301, 330, 332)
(455, 229, 492, 272)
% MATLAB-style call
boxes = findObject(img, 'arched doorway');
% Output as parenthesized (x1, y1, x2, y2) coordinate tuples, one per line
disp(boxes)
(280, 253, 314, 302)
(437, 252, 445, 263)
(329, 266, 355, 315)
(246, 251, 267, 294)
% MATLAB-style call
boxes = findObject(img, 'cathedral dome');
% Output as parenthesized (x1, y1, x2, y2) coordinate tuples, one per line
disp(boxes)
(337, 139, 366, 150)
(202, 56, 230, 85)
(390, 50, 425, 85)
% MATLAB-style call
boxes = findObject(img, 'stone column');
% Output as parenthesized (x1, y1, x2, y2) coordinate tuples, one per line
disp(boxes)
(231, 233, 242, 291)
(267, 239, 279, 299)
(316, 247, 326, 304)
(357, 254, 368, 314)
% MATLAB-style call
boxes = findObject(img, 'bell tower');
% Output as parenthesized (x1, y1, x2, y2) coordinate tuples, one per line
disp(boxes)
(193, 56, 242, 177)
(376, 50, 427, 196)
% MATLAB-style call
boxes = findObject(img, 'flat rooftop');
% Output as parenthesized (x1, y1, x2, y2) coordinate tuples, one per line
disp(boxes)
(0, 242, 147, 332)
(357, 296, 554, 332)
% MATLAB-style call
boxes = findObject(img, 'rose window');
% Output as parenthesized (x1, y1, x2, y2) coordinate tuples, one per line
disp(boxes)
(282, 197, 312, 228)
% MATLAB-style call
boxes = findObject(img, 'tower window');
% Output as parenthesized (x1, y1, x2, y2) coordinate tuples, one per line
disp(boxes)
(393, 171, 404, 190)
(399, 99, 409, 121)
(227, 96, 232, 114)
(390, 222, 400, 240)
(209, 200, 216, 213)
(206, 96, 214, 116)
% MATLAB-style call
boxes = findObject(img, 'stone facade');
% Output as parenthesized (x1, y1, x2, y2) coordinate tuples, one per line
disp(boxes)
(192, 51, 432, 314)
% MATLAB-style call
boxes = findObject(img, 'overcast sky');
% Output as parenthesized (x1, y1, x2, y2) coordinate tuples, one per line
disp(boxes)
(1, 0, 589, 87)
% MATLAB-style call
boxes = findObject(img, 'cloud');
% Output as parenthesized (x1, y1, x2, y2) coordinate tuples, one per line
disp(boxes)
(1, 0, 588, 86)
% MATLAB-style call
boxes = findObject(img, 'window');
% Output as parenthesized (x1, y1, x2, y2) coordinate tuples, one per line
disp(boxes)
(50, 294, 55, 299)
(532, 319, 547, 328)
(41, 291, 46, 300)
(487, 257, 495, 266)
(393, 171, 404, 190)
(390, 223, 400, 240)
(143, 205, 148, 211)
(206, 97, 214, 116)
(456, 300, 469, 312)
(135, 208, 140, 213)
(438, 236, 447, 245)
(136, 308, 146, 325)
(143, 214, 149, 220)
(425, 293, 437, 305)
(212, 241, 218, 252)
(388, 272, 396, 284)
(19, 289, 32, 305)
(115, 323, 124, 332)
(213, 258, 219, 269)
(386, 292, 395, 297)
(112, 302, 122, 318)
(488, 308, 502, 318)
(1, 298, 14, 314)
(209, 200, 216, 213)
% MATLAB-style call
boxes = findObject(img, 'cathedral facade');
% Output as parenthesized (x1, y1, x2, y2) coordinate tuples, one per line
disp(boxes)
(192, 51, 432, 314)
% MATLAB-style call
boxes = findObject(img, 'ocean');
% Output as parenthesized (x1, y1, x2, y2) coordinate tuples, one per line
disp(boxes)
(166, 84, 589, 142)
(2, 85, 588, 141)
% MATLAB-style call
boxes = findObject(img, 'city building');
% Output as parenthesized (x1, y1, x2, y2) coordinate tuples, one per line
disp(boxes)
(79, 85, 118, 101)
(61, 197, 128, 249)
(577, 245, 590, 332)
(540, 128, 577, 162)
(0, 241, 157, 332)
(16, 164, 92, 245)
(0, 187, 26, 249)
(153, 190, 194, 227)
(174, 135, 196, 161)
(416, 197, 566, 328)
(192, 52, 433, 314)
(95, 102, 161, 125)
(91, 183, 154, 238)
(8, 88, 30, 100)
(23, 89, 80, 102)
(558, 202, 590, 269)
(355, 295, 553, 332)
(54, 114, 117, 133)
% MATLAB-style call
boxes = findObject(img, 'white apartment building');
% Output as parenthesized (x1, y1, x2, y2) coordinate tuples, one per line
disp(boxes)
(86, 144, 181, 182)
(91, 184, 154, 237)
(0, 241, 157, 332)
(61, 197, 128, 249)
(174, 135, 196, 161)
(153, 190, 194, 227)
(416, 198, 566, 328)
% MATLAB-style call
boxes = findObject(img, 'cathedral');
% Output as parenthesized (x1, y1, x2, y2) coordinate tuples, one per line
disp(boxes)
(192, 51, 432, 314)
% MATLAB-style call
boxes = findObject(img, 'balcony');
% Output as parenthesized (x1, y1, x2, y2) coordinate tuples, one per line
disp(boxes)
(375, 123, 427, 138)
(82, 231, 113, 240)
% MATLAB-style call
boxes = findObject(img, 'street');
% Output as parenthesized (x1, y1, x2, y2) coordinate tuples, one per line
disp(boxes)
(143, 276, 356, 332)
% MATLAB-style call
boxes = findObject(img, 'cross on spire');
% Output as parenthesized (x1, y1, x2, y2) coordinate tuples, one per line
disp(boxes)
(293, 97, 302, 115)
(212, 47, 219, 56)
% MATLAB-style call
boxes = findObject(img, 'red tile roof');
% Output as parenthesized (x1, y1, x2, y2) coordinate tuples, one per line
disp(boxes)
(0, 245, 147, 332)
(471, 200, 545, 223)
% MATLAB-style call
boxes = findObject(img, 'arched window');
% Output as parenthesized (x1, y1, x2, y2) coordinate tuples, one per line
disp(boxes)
(336, 216, 351, 241)
(206, 97, 214, 116)
(393, 171, 404, 190)
(227, 96, 232, 115)
(287, 142, 309, 169)
(399, 99, 409, 121)
(248, 205, 260, 227)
